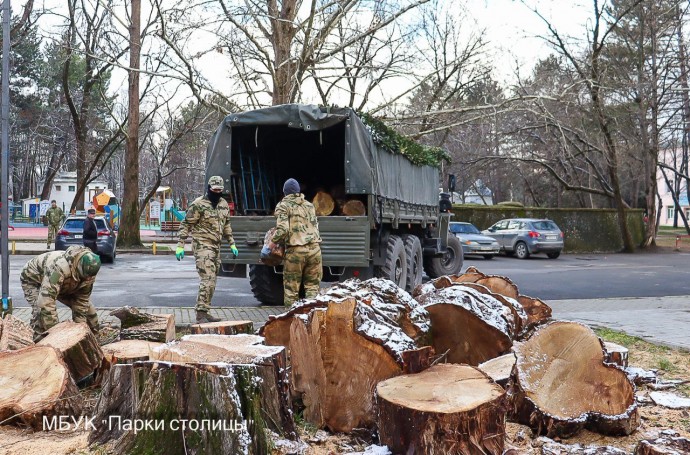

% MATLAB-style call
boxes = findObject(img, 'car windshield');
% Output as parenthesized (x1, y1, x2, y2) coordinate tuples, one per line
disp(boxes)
(531, 220, 559, 231)
(450, 223, 480, 234)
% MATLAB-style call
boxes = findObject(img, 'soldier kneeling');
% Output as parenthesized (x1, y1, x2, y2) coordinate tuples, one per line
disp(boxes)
(20, 245, 102, 342)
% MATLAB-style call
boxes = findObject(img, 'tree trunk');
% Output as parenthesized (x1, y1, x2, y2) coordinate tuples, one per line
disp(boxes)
(478, 352, 516, 388)
(37, 321, 104, 382)
(0, 314, 34, 350)
(341, 199, 366, 216)
(312, 191, 335, 216)
(89, 363, 134, 448)
(509, 321, 639, 438)
(101, 340, 163, 364)
(377, 364, 506, 455)
(603, 341, 629, 368)
(119, 0, 142, 247)
(0, 346, 83, 428)
(111, 306, 175, 342)
(190, 320, 253, 336)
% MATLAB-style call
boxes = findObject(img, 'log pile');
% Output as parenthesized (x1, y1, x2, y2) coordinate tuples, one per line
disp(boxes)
(110, 306, 175, 342)
(190, 320, 253, 335)
(311, 189, 367, 217)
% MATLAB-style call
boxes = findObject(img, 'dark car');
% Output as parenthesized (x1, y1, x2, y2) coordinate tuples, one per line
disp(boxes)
(449, 222, 500, 259)
(56, 215, 117, 263)
(482, 218, 564, 259)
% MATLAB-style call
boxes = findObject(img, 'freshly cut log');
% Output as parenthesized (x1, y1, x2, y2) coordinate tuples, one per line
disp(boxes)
(478, 352, 516, 388)
(111, 306, 175, 342)
(260, 299, 329, 355)
(603, 341, 629, 368)
(312, 191, 335, 216)
(101, 340, 162, 364)
(377, 364, 506, 455)
(89, 364, 134, 448)
(0, 346, 82, 428)
(517, 295, 552, 328)
(288, 297, 433, 432)
(453, 282, 529, 337)
(341, 199, 366, 216)
(635, 434, 690, 454)
(190, 320, 253, 335)
(411, 276, 453, 298)
(510, 321, 639, 438)
(0, 314, 34, 350)
(150, 336, 296, 438)
(476, 276, 519, 300)
(422, 286, 514, 365)
(37, 321, 104, 382)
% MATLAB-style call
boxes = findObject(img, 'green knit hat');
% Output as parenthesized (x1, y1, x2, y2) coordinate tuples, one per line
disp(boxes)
(78, 253, 101, 277)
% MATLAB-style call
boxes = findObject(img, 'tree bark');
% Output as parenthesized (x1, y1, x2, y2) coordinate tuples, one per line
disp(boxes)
(603, 341, 629, 368)
(377, 364, 506, 455)
(37, 321, 104, 382)
(111, 306, 175, 342)
(89, 363, 134, 448)
(0, 314, 34, 350)
(190, 320, 254, 335)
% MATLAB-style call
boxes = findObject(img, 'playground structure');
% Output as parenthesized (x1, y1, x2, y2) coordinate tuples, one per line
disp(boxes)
(145, 186, 186, 231)
(91, 189, 120, 230)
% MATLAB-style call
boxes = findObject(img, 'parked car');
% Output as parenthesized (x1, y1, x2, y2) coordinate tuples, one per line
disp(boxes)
(56, 215, 117, 263)
(449, 222, 500, 259)
(482, 218, 564, 259)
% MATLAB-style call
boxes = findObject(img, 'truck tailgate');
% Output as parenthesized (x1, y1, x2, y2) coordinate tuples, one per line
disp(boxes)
(221, 216, 369, 267)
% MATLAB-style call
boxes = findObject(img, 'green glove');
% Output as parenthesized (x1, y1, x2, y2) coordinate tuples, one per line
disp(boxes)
(175, 246, 185, 261)
(230, 244, 239, 257)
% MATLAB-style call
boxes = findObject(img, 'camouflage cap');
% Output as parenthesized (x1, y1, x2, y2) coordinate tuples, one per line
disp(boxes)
(78, 252, 101, 278)
(208, 175, 224, 190)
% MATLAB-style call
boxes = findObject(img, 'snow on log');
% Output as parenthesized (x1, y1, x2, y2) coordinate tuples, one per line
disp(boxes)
(101, 340, 162, 364)
(421, 286, 514, 365)
(452, 282, 528, 337)
(648, 391, 690, 409)
(509, 321, 639, 438)
(110, 306, 175, 342)
(288, 296, 433, 432)
(37, 321, 104, 382)
(478, 353, 516, 388)
(0, 314, 34, 350)
(0, 346, 82, 428)
(189, 320, 253, 335)
(377, 364, 507, 455)
(603, 341, 629, 368)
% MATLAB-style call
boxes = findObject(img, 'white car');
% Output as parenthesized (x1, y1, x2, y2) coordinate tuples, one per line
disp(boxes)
(449, 222, 500, 259)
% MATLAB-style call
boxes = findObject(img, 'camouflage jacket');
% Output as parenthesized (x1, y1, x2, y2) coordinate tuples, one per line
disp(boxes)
(273, 193, 321, 247)
(178, 195, 235, 251)
(45, 206, 65, 226)
(20, 246, 96, 308)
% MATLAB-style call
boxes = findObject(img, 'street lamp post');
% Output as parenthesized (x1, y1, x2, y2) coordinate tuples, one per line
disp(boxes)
(1, 0, 12, 315)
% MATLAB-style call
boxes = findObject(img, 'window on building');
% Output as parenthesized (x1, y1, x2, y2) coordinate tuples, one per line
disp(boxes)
(55, 185, 61, 191)
(68, 185, 76, 192)
(667, 206, 675, 219)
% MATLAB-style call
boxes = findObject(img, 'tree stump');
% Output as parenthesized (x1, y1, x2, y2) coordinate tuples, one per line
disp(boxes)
(377, 363, 507, 455)
(453, 282, 529, 337)
(101, 340, 162, 364)
(603, 341, 629, 368)
(190, 320, 253, 335)
(341, 199, 366, 216)
(478, 353, 516, 388)
(180, 333, 264, 349)
(0, 346, 82, 428)
(509, 321, 639, 438)
(0, 314, 34, 351)
(89, 363, 134, 448)
(312, 191, 335, 216)
(111, 306, 175, 342)
(37, 321, 105, 382)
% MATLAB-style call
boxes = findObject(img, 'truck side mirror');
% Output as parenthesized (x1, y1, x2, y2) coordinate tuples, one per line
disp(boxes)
(448, 174, 456, 192)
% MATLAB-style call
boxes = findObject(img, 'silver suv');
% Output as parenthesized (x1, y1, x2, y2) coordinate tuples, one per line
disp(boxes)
(482, 218, 564, 259)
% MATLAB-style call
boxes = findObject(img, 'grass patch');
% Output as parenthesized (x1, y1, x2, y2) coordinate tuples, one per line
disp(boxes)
(656, 357, 678, 373)
(595, 328, 671, 354)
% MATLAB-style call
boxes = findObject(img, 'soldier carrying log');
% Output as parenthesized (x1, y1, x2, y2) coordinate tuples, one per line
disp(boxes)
(20, 245, 102, 341)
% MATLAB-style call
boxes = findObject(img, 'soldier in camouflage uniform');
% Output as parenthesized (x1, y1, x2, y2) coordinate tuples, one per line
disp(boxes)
(273, 178, 322, 306)
(176, 175, 238, 323)
(20, 245, 101, 341)
(45, 200, 65, 249)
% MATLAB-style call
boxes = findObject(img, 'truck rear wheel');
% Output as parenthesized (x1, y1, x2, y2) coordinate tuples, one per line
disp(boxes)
(403, 235, 423, 293)
(375, 235, 407, 289)
(424, 235, 464, 278)
(249, 265, 284, 306)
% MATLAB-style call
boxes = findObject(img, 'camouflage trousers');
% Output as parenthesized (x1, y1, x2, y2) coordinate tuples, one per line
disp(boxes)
(283, 243, 322, 306)
(47, 224, 60, 245)
(194, 247, 220, 312)
(21, 281, 99, 341)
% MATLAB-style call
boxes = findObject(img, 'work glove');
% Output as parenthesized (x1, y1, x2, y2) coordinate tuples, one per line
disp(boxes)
(175, 246, 185, 261)
(230, 244, 239, 258)
(260, 245, 270, 259)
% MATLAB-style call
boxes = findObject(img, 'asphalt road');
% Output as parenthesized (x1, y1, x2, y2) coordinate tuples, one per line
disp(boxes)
(3, 251, 690, 308)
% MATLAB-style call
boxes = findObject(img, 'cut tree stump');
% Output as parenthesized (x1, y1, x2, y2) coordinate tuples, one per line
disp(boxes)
(603, 341, 629, 368)
(111, 306, 175, 342)
(101, 340, 162, 364)
(89, 363, 134, 449)
(0, 346, 82, 428)
(510, 321, 639, 438)
(312, 191, 335, 216)
(377, 363, 506, 455)
(0, 314, 34, 350)
(421, 286, 514, 365)
(517, 295, 552, 328)
(150, 336, 296, 438)
(478, 352, 516, 388)
(635, 433, 690, 454)
(341, 199, 366, 216)
(189, 320, 253, 335)
(453, 282, 529, 337)
(37, 321, 104, 382)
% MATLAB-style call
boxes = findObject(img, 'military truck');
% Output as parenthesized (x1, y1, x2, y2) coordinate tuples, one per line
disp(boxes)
(205, 104, 463, 305)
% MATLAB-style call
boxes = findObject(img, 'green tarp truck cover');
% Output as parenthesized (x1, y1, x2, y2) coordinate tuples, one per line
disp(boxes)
(206, 104, 439, 208)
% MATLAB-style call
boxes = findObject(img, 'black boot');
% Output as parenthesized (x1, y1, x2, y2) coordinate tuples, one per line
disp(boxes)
(196, 310, 221, 323)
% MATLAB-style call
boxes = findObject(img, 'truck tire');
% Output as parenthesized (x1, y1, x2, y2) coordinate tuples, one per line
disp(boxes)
(403, 235, 423, 293)
(375, 235, 407, 289)
(249, 264, 284, 306)
(424, 235, 464, 278)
